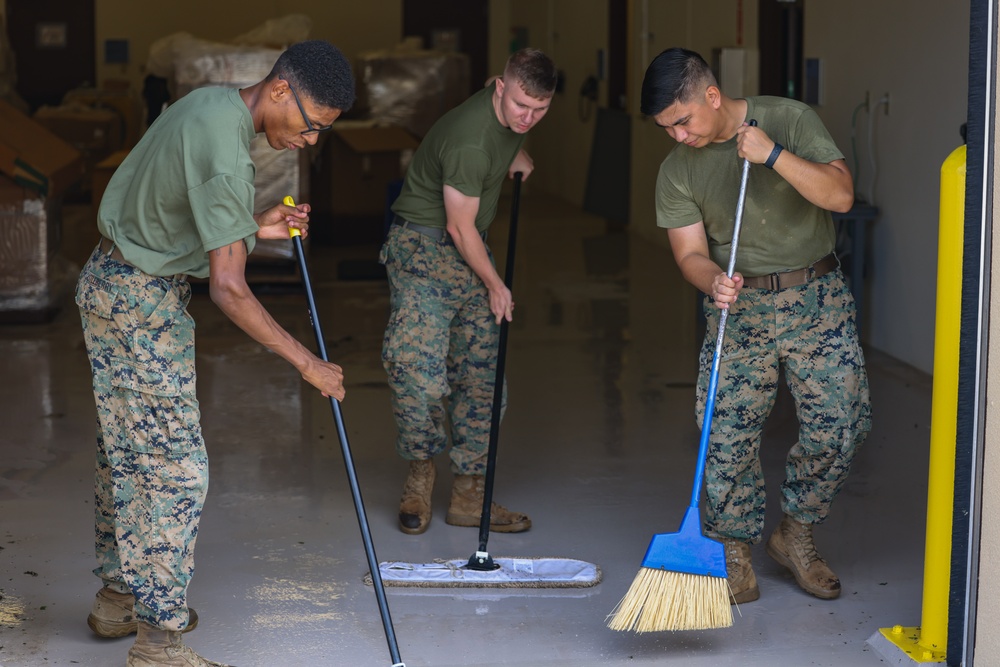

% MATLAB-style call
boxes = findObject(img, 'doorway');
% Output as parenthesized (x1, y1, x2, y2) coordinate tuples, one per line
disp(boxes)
(402, 0, 489, 94)
(6, 1, 96, 111)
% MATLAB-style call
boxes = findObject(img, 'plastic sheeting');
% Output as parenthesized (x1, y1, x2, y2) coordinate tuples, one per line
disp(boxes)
(356, 48, 470, 139)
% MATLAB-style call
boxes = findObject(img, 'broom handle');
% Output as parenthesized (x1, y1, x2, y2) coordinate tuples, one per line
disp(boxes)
(688, 121, 755, 509)
(285, 198, 404, 667)
(476, 171, 523, 553)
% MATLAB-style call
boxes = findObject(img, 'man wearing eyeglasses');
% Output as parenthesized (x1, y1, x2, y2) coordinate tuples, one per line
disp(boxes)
(76, 40, 354, 667)
(380, 48, 556, 537)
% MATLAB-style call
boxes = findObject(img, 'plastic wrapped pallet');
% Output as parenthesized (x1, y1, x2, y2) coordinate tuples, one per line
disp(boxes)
(356, 48, 470, 139)
(0, 195, 70, 321)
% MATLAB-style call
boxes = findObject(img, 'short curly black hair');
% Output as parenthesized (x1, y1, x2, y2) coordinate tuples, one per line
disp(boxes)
(269, 40, 355, 112)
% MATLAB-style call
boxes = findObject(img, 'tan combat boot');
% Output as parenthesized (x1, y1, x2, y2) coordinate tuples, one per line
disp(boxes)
(445, 474, 531, 533)
(766, 514, 841, 599)
(88, 587, 198, 638)
(723, 538, 760, 604)
(127, 622, 230, 667)
(398, 459, 436, 534)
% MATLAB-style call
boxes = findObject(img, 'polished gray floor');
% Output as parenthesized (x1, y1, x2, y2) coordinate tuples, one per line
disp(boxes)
(0, 192, 929, 666)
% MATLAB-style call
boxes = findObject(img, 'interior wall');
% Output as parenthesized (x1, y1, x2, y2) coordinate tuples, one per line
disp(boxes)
(93, 1, 402, 94)
(806, 1, 969, 373)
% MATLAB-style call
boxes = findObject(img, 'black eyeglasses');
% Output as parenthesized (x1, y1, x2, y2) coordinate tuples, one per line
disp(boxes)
(282, 77, 332, 136)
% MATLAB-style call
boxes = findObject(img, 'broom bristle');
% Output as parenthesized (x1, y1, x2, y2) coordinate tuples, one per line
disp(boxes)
(607, 566, 733, 632)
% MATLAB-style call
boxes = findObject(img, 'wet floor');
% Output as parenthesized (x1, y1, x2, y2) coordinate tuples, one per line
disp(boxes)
(0, 191, 929, 666)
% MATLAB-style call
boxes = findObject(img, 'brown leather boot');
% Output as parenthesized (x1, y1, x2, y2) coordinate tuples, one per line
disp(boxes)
(398, 459, 436, 534)
(445, 474, 531, 533)
(723, 538, 759, 604)
(766, 515, 841, 599)
(87, 587, 198, 638)
(127, 622, 230, 667)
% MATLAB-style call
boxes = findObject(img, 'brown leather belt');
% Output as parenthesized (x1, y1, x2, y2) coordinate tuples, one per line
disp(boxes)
(742, 253, 839, 291)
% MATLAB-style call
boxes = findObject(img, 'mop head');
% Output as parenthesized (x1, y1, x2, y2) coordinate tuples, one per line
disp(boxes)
(365, 557, 602, 588)
(606, 567, 732, 632)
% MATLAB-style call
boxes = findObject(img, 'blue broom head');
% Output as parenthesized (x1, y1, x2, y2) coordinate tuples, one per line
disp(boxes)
(640, 506, 727, 579)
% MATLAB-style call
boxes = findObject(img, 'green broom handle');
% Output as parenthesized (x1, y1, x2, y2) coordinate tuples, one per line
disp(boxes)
(689, 120, 755, 509)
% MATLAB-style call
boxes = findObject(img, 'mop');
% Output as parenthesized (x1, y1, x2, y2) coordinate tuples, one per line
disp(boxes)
(606, 121, 758, 632)
(373, 173, 601, 589)
(285, 197, 405, 666)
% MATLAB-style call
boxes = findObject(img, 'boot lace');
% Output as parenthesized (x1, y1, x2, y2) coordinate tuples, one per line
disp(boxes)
(788, 523, 823, 567)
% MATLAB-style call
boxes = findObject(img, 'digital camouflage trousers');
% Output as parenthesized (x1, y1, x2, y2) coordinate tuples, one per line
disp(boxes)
(696, 269, 871, 544)
(76, 245, 203, 631)
(380, 225, 505, 475)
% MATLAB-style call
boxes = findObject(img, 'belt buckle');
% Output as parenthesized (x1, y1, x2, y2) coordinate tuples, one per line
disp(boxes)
(767, 273, 781, 291)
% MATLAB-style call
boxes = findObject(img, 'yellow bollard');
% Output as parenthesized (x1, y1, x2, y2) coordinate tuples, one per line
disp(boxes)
(877, 144, 965, 663)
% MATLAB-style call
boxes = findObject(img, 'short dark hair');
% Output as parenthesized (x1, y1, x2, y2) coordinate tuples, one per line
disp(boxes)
(640, 48, 716, 116)
(269, 40, 355, 112)
(504, 48, 557, 99)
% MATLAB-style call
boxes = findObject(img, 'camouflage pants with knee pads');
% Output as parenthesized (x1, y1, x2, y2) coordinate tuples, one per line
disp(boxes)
(380, 225, 505, 475)
(76, 246, 204, 632)
(696, 269, 871, 544)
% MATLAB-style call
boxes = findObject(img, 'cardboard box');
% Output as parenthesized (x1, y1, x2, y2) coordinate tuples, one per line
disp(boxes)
(34, 105, 124, 162)
(63, 86, 143, 149)
(310, 123, 418, 245)
(0, 99, 84, 197)
(319, 124, 417, 216)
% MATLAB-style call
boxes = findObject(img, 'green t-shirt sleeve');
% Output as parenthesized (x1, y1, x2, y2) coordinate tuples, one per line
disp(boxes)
(787, 107, 844, 165)
(187, 173, 259, 255)
(655, 156, 702, 229)
(441, 146, 492, 198)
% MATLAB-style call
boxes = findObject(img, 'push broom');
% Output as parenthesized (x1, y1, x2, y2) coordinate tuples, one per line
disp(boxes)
(606, 122, 757, 632)
(285, 197, 406, 666)
(372, 174, 601, 589)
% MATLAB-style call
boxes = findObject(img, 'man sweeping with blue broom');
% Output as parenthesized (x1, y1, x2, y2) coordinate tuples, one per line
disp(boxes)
(609, 48, 871, 632)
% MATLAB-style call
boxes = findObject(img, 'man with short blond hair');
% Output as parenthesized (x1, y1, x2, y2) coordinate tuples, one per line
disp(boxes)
(381, 48, 557, 536)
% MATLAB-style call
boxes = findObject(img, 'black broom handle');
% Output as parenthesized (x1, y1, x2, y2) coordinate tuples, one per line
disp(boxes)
(285, 198, 404, 667)
(476, 172, 523, 556)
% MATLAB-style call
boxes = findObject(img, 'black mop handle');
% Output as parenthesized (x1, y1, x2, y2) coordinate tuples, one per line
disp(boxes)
(470, 172, 523, 566)
(285, 197, 404, 667)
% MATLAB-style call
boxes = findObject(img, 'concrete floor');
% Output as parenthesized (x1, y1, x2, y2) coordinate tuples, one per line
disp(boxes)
(0, 191, 930, 666)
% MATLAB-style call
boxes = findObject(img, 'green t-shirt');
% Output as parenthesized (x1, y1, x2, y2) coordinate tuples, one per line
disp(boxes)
(97, 87, 259, 279)
(655, 96, 844, 276)
(391, 82, 526, 233)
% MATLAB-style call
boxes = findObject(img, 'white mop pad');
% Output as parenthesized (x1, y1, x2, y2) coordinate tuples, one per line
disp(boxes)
(371, 557, 602, 588)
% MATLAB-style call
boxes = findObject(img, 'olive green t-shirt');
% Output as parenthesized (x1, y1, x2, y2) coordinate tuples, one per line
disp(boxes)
(655, 96, 844, 276)
(391, 82, 526, 233)
(97, 87, 259, 279)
